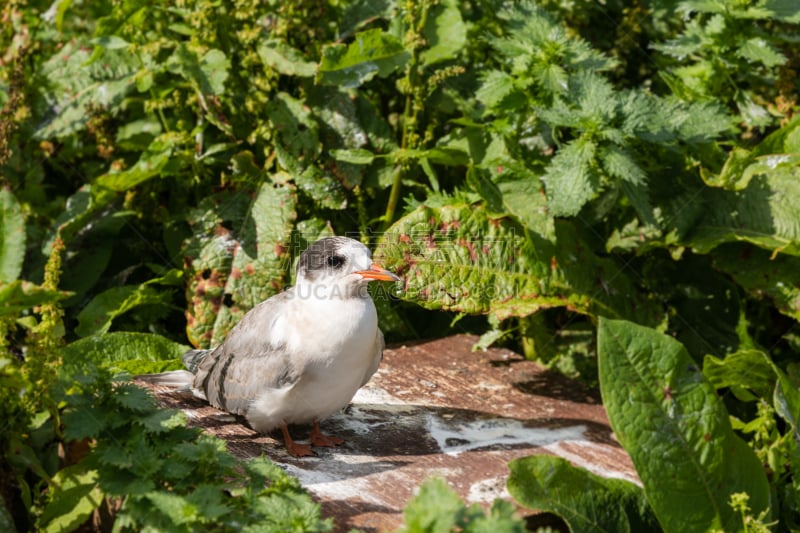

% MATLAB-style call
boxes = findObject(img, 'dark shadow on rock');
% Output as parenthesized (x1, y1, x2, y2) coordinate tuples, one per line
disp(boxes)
(511, 368, 601, 404)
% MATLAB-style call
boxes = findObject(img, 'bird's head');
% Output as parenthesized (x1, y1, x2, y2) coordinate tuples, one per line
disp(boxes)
(295, 237, 400, 297)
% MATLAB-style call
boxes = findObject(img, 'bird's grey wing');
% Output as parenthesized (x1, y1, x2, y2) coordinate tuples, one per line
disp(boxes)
(360, 327, 384, 387)
(192, 291, 300, 415)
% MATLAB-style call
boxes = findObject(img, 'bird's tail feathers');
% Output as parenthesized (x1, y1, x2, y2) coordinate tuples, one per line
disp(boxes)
(135, 370, 194, 390)
(182, 348, 210, 374)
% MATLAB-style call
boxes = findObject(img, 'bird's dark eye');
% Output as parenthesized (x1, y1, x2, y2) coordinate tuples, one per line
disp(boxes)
(326, 255, 345, 269)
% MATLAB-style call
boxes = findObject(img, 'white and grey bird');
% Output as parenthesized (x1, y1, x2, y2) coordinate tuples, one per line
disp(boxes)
(182, 236, 400, 457)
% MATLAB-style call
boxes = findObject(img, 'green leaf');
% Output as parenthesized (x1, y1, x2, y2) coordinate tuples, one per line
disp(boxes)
(508, 455, 659, 532)
(95, 137, 175, 192)
(39, 464, 102, 533)
(167, 44, 230, 95)
(703, 349, 776, 401)
(399, 477, 525, 533)
(61, 332, 189, 375)
(257, 38, 316, 77)
(34, 42, 139, 139)
(598, 318, 771, 533)
(475, 70, 516, 111)
(0, 281, 67, 317)
(75, 283, 172, 338)
(331, 148, 376, 165)
(712, 244, 800, 321)
(420, 0, 466, 66)
(376, 204, 659, 324)
(0, 188, 25, 284)
(737, 37, 787, 67)
(317, 28, 410, 88)
(184, 176, 296, 347)
(543, 137, 598, 217)
(688, 167, 800, 255)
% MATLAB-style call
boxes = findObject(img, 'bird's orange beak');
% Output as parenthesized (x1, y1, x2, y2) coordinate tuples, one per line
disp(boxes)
(355, 263, 401, 282)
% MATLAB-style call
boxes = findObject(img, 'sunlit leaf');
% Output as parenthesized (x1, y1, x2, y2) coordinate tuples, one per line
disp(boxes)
(0, 189, 25, 284)
(317, 28, 410, 88)
(598, 318, 772, 533)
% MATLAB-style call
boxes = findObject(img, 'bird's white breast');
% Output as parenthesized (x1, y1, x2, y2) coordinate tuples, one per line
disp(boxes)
(246, 293, 379, 430)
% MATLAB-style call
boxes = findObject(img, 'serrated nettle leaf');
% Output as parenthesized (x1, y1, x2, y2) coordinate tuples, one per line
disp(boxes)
(34, 42, 139, 139)
(257, 38, 316, 77)
(317, 28, 410, 88)
(0, 189, 25, 284)
(508, 455, 659, 533)
(420, 0, 466, 66)
(736, 37, 787, 67)
(493, 173, 555, 240)
(598, 318, 771, 533)
(476, 71, 515, 111)
(543, 137, 599, 217)
(375, 204, 658, 324)
(600, 145, 646, 185)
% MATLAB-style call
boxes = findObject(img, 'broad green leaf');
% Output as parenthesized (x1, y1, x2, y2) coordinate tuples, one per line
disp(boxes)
(703, 349, 776, 401)
(420, 0, 466, 66)
(96, 137, 175, 192)
(39, 464, 102, 533)
(75, 270, 181, 337)
(310, 87, 372, 172)
(317, 28, 410, 88)
(0, 189, 25, 284)
(184, 174, 296, 347)
(167, 44, 230, 95)
(338, 0, 395, 39)
(267, 92, 320, 161)
(712, 244, 800, 321)
(598, 318, 771, 533)
(257, 39, 316, 77)
(331, 148, 376, 165)
(294, 164, 348, 210)
(508, 455, 659, 533)
(61, 332, 189, 375)
(688, 167, 800, 256)
(375, 204, 659, 324)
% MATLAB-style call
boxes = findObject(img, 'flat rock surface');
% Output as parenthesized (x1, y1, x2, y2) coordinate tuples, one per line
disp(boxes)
(136, 334, 638, 532)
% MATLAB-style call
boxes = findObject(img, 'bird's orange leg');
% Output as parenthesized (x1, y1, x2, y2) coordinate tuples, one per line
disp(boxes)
(280, 421, 313, 457)
(310, 420, 344, 447)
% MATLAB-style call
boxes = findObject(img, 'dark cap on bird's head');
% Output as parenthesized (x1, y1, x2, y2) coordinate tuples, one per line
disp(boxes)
(296, 236, 400, 284)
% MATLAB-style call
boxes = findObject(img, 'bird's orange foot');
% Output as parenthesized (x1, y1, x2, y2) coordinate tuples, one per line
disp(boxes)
(281, 421, 314, 457)
(310, 420, 344, 448)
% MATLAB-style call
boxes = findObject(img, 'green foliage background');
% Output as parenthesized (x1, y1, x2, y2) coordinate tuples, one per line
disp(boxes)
(1, 0, 799, 531)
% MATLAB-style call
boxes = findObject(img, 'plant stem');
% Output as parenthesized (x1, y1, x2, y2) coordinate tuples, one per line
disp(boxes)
(383, 0, 432, 229)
